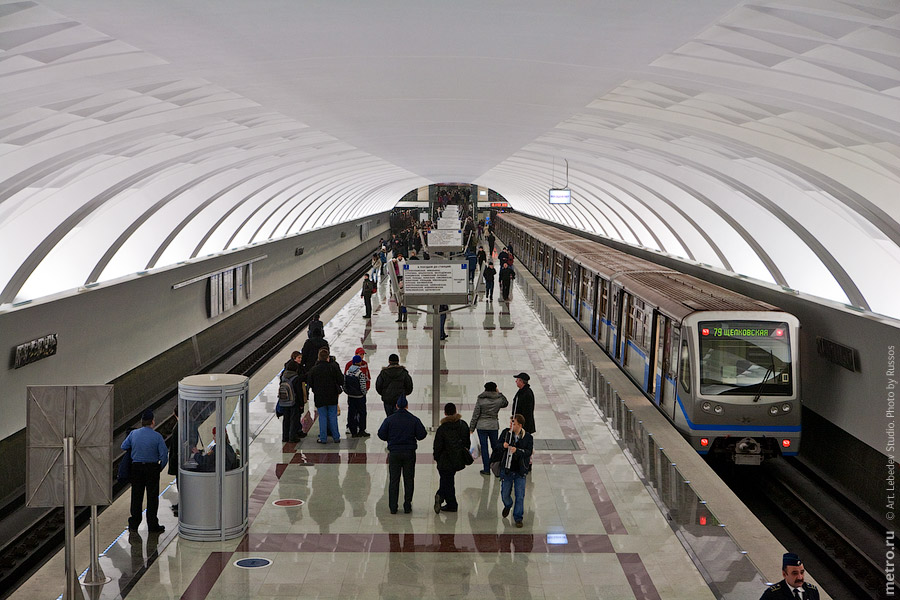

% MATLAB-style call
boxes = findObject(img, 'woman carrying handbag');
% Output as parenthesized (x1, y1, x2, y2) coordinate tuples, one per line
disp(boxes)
(432, 403, 472, 513)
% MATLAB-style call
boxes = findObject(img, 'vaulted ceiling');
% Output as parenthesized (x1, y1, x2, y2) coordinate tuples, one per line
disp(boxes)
(1, 1, 899, 319)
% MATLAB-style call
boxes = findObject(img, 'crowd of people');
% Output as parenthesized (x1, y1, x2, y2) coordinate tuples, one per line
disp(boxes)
(275, 309, 539, 525)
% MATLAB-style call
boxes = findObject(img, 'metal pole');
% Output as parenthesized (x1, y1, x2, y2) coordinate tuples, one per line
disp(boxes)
(63, 437, 85, 600)
(432, 304, 440, 430)
(82, 505, 108, 585)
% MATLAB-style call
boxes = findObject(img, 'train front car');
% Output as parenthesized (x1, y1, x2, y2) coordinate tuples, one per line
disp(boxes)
(682, 311, 801, 465)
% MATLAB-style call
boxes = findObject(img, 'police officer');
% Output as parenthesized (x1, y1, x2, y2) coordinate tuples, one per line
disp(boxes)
(760, 553, 820, 599)
(122, 409, 168, 532)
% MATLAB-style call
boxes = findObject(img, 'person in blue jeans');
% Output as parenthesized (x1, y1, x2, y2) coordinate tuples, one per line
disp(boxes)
(496, 414, 533, 528)
(307, 347, 344, 443)
(469, 382, 508, 474)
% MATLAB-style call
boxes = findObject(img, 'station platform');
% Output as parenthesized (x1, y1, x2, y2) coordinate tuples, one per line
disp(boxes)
(15, 262, 745, 600)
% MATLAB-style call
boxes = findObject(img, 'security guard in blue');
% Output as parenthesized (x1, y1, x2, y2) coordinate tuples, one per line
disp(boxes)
(122, 409, 168, 532)
(760, 553, 820, 599)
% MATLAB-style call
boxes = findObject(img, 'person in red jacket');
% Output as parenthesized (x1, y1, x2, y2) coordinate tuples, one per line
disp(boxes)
(344, 347, 371, 390)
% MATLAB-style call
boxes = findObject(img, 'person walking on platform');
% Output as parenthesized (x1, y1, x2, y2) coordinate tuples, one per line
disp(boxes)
(371, 253, 380, 284)
(759, 553, 820, 599)
(486, 232, 496, 256)
(511, 373, 536, 436)
(433, 402, 471, 513)
(483, 262, 496, 301)
(439, 304, 449, 340)
(122, 409, 168, 533)
(344, 355, 370, 437)
(470, 382, 509, 475)
(378, 395, 427, 514)
(279, 351, 305, 442)
(496, 414, 533, 528)
(308, 348, 344, 443)
(361, 273, 376, 319)
(498, 262, 515, 302)
(376, 353, 414, 417)
(477, 246, 487, 269)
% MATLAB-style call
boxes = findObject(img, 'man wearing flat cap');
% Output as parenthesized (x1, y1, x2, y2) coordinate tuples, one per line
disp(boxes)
(760, 552, 819, 599)
(511, 373, 536, 435)
(122, 409, 168, 533)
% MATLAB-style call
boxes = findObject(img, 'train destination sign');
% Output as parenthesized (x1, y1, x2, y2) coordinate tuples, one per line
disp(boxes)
(700, 322, 788, 339)
(403, 262, 469, 305)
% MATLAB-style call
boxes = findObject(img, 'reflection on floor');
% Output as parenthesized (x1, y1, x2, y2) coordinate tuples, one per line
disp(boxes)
(13, 267, 715, 600)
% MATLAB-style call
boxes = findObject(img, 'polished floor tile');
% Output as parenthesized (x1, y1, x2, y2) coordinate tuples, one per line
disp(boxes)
(11, 253, 717, 600)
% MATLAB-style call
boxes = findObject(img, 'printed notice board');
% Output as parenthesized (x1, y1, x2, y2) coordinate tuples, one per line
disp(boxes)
(403, 261, 469, 305)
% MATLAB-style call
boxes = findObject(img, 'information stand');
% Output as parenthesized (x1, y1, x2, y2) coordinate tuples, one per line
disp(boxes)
(402, 260, 471, 427)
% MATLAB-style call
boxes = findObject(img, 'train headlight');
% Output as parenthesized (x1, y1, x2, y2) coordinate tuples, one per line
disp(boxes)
(713, 404, 724, 415)
(769, 405, 779, 416)
(781, 403, 791, 413)
(701, 402, 711, 413)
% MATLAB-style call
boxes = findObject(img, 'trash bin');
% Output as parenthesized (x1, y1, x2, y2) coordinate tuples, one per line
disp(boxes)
(177, 374, 248, 541)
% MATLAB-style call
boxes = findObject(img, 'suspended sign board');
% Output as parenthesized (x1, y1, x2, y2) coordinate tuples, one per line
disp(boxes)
(403, 261, 469, 305)
(436, 218, 461, 229)
(428, 229, 463, 251)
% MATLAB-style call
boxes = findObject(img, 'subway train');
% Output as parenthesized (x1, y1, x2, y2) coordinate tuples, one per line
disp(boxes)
(495, 213, 800, 464)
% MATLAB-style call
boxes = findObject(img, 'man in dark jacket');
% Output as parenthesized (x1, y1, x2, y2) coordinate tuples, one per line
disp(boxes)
(361, 274, 376, 319)
(483, 262, 496, 301)
(496, 414, 533, 528)
(279, 351, 305, 442)
(511, 372, 536, 434)
(307, 348, 344, 444)
(377, 396, 427, 514)
(375, 353, 414, 416)
(301, 327, 329, 372)
(498, 262, 515, 301)
(433, 403, 471, 513)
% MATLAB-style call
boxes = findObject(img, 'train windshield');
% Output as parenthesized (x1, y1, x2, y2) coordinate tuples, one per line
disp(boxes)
(698, 320, 792, 396)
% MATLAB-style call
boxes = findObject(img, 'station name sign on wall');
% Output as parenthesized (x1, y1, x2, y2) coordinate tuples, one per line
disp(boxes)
(12, 333, 58, 369)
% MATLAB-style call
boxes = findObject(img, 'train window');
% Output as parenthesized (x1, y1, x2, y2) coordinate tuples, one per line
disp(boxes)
(679, 340, 691, 393)
(627, 297, 649, 349)
(698, 320, 793, 396)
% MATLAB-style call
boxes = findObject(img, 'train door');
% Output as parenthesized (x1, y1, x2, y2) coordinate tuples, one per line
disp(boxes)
(579, 270, 594, 331)
(554, 253, 565, 301)
(649, 313, 672, 406)
(543, 246, 552, 287)
(597, 277, 609, 345)
(675, 330, 691, 423)
(663, 325, 679, 419)
(564, 258, 574, 312)
(612, 285, 626, 361)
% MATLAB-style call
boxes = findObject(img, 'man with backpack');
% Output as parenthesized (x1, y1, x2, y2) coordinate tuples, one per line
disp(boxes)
(279, 351, 305, 442)
(344, 355, 370, 437)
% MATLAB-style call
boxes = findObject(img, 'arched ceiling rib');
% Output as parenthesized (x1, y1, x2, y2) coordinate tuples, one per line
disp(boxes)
(1, 0, 899, 320)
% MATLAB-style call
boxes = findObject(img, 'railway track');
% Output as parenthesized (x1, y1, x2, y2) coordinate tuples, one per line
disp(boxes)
(720, 457, 886, 599)
(0, 258, 369, 599)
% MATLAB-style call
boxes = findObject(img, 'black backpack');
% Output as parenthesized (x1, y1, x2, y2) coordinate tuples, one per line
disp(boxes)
(278, 372, 297, 407)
